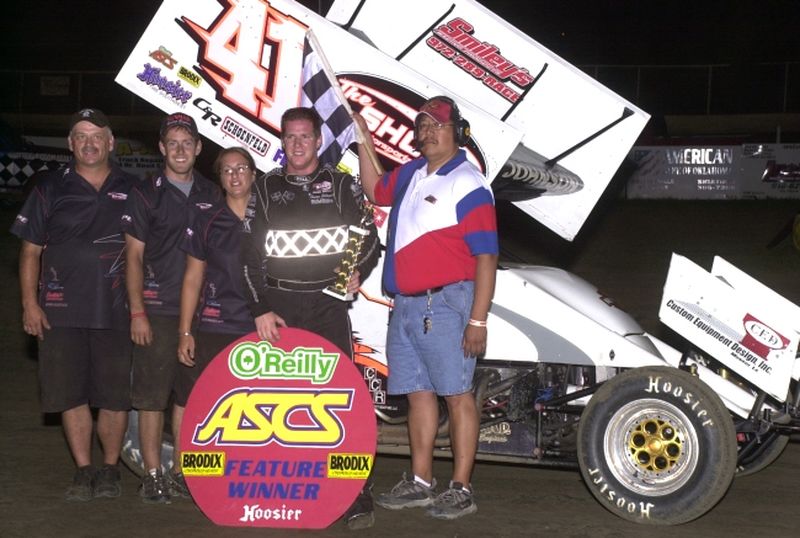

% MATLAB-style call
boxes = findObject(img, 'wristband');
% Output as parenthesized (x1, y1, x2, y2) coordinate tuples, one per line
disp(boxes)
(130, 311, 147, 320)
(468, 318, 487, 328)
(179, 332, 192, 337)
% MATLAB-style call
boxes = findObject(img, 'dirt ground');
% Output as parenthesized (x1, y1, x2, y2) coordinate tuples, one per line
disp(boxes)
(1, 198, 799, 538)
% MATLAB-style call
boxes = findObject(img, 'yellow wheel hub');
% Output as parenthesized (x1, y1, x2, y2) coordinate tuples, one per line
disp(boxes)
(627, 418, 682, 472)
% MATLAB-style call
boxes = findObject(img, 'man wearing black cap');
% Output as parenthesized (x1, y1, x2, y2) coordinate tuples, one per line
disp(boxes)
(122, 112, 221, 503)
(11, 108, 138, 501)
(355, 96, 498, 520)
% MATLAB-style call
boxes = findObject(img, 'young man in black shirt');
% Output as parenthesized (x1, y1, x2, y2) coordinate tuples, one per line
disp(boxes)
(123, 113, 221, 503)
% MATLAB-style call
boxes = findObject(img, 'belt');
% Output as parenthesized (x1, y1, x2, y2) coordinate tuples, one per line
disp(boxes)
(403, 286, 444, 298)
(265, 276, 336, 292)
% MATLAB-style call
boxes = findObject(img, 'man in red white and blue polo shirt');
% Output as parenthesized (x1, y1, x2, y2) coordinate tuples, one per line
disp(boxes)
(355, 96, 498, 520)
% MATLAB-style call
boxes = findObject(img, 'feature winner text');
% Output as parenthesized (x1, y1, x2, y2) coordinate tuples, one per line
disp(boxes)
(227, 459, 324, 501)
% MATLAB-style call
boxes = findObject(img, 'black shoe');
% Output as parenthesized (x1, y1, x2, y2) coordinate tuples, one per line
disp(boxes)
(93, 464, 122, 498)
(344, 485, 375, 530)
(65, 465, 95, 502)
(166, 468, 191, 499)
(139, 469, 170, 504)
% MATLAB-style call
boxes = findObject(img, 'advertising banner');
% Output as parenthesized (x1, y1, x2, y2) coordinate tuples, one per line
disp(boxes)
(659, 254, 799, 400)
(181, 328, 376, 528)
(627, 145, 740, 199)
(0, 137, 162, 193)
(740, 143, 800, 198)
(115, 0, 521, 184)
(627, 144, 800, 199)
(327, 0, 650, 240)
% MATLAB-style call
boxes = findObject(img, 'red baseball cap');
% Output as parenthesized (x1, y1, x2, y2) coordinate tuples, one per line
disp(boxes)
(417, 97, 455, 124)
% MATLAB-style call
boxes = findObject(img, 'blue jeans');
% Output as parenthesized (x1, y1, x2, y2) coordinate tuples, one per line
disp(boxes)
(386, 281, 476, 396)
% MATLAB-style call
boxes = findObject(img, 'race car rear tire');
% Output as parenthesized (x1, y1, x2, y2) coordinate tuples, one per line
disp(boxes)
(736, 430, 789, 477)
(734, 389, 793, 477)
(577, 366, 736, 525)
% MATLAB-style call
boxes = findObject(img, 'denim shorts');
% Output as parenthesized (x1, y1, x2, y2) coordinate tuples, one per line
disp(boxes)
(386, 281, 476, 396)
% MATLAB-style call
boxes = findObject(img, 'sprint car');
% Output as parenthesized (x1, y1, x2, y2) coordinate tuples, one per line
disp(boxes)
(122, 253, 800, 525)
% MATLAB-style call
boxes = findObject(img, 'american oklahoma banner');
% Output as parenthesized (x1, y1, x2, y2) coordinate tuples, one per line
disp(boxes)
(627, 143, 800, 199)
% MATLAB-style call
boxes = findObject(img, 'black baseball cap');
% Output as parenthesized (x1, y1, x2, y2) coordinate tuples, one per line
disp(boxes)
(69, 108, 111, 130)
(160, 112, 199, 139)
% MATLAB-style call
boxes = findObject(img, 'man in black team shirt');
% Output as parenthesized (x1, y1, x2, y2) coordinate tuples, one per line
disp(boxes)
(12, 108, 137, 502)
(122, 113, 220, 503)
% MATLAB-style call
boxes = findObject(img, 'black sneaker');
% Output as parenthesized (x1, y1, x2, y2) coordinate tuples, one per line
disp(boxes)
(65, 465, 95, 502)
(426, 481, 477, 520)
(166, 468, 191, 499)
(343, 485, 375, 530)
(375, 473, 436, 510)
(140, 469, 170, 504)
(93, 464, 122, 498)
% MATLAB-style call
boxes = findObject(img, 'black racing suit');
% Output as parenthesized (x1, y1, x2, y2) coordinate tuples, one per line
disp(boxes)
(242, 164, 380, 358)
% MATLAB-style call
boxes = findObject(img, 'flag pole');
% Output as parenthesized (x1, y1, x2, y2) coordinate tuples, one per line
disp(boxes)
(306, 29, 384, 175)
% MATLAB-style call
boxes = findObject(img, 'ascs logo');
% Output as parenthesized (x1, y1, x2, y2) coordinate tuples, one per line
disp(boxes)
(193, 388, 353, 447)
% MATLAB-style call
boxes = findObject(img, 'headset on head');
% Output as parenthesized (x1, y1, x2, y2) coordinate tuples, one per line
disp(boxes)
(414, 96, 471, 148)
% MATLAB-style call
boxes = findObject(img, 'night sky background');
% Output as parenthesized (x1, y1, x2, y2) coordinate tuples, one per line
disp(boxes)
(4, 1, 797, 71)
(1, 1, 798, 252)
(1, 0, 798, 144)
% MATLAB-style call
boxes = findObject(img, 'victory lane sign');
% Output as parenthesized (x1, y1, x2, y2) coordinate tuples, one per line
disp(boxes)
(180, 328, 376, 528)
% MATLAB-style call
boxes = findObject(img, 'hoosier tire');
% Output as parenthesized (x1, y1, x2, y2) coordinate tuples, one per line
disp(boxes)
(577, 366, 736, 525)
(735, 430, 789, 477)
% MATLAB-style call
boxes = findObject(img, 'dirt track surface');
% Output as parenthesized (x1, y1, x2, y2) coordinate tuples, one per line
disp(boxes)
(2, 199, 799, 537)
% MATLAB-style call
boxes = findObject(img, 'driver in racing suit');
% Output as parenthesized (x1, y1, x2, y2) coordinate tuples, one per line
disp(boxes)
(241, 106, 380, 529)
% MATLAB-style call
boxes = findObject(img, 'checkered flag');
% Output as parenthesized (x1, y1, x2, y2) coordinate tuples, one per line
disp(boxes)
(300, 32, 356, 167)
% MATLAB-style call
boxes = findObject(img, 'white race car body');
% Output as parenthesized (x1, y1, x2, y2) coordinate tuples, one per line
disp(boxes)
(348, 254, 800, 525)
(352, 255, 798, 422)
